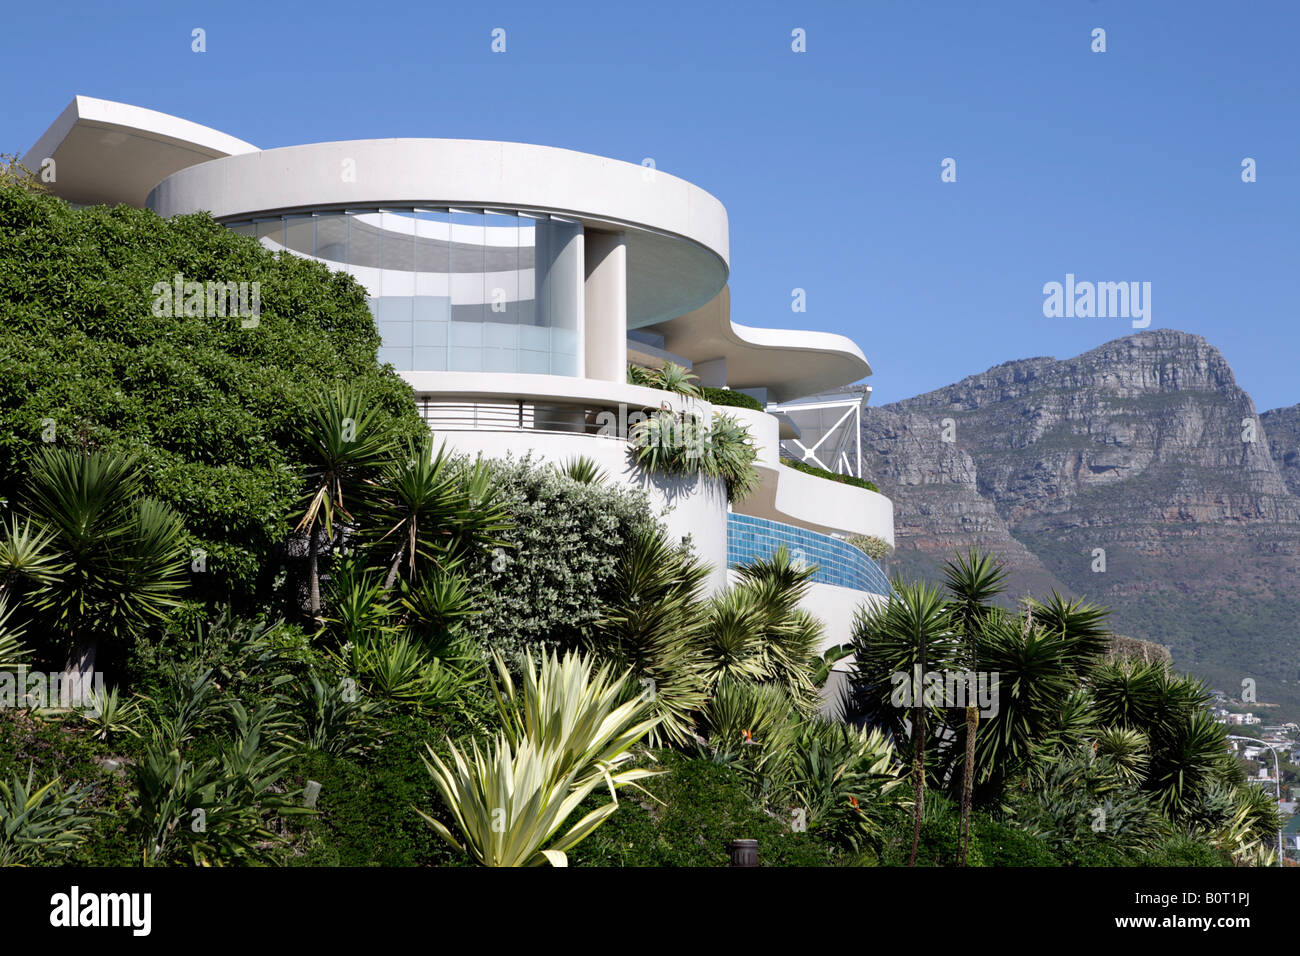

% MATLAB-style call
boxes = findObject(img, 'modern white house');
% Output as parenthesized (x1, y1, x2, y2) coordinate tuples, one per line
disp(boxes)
(23, 95, 895, 663)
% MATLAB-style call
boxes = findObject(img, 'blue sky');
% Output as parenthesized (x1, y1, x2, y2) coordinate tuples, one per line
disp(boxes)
(4, 0, 1297, 409)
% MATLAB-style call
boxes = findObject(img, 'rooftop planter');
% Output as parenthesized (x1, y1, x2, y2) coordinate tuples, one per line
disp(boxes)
(780, 457, 879, 493)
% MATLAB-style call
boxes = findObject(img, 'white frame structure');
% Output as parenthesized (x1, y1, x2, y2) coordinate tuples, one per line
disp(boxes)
(770, 390, 868, 478)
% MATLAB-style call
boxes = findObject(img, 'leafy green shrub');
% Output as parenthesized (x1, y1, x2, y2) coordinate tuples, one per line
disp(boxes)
(975, 818, 1060, 867)
(0, 182, 423, 609)
(877, 792, 986, 867)
(569, 750, 849, 867)
(700, 387, 764, 411)
(457, 455, 658, 659)
(1136, 835, 1231, 866)
(780, 457, 880, 493)
(847, 534, 893, 561)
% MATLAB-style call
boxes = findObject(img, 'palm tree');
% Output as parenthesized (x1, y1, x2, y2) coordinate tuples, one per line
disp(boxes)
(360, 437, 510, 594)
(585, 524, 710, 747)
(941, 549, 1007, 866)
(295, 386, 395, 620)
(17, 448, 187, 703)
(850, 580, 953, 866)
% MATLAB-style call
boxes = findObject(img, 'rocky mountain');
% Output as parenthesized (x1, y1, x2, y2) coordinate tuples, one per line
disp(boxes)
(859, 330, 1300, 717)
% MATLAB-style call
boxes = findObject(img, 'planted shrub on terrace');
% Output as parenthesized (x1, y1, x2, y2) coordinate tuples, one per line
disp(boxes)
(630, 409, 759, 501)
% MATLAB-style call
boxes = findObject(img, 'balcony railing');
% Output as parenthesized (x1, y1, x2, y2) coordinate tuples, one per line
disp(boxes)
(417, 398, 623, 435)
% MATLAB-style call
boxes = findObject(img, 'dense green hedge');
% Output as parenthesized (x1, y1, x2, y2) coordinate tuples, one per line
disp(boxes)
(457, 455, 659, 659)
(569, 750, 851, 866)
(0, 183, 424, 610)
(700, 386, 764, 411)
(780, 456, 880, 493)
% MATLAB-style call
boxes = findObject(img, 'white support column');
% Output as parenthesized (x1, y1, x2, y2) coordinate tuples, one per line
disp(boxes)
(583, 230, 626, 382)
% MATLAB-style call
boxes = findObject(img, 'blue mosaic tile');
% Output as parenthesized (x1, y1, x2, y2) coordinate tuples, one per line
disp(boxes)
(726, 513, 891, 595)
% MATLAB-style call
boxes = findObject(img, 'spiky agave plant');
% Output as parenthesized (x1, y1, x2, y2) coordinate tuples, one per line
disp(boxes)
(418, 650, 659, 866)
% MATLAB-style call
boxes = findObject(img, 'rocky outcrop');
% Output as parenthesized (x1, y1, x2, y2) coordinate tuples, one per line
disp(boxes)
(858, 330, 1300, 716)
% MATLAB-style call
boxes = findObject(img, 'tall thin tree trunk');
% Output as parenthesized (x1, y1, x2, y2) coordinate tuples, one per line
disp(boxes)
(910, 699, 925, 866)
(383, 548, 403, 592)
(960, 705, 976, 866)
(64, 636, 97, 709)
(909, 632, 927, 867)
(308, 527, 322, 620)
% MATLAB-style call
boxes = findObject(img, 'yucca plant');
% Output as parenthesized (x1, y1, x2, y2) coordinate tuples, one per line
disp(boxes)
(848, 580, 954, 866)
(80, 685, 142, 743)
(418, 650, 659, 866)
(0, 515, 59, 591)
(360, 436, 511, 591)
(1094, 726, 1151, 785)
(585, 524, 710, 747)
(700, 588, 768, 687)
(322, 557, 396, 646)
(290, 673, 387, 757)
(398, 570, 478, 648)
(0, 769, 94, 865)
(20, 448, 188, 704)
(0, 594, 29, 668)
(295, 385, 397, 619)
(942, 548, 1007, 866)
(556, 456, 608, 485)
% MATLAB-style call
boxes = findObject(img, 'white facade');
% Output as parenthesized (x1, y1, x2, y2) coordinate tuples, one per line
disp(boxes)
(24, 95, 896, 646)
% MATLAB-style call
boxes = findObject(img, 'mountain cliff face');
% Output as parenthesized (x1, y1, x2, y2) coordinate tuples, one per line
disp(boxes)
(860, 330, 1300, 715)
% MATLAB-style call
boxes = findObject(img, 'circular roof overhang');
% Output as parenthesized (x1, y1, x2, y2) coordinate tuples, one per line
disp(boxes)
(148, 138, 730, 326)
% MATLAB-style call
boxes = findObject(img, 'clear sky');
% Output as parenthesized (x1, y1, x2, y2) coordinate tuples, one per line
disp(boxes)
(3, 0, 1296, 410)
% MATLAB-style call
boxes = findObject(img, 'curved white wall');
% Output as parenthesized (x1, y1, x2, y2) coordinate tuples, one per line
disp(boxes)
(431, 428, 730, 594)
(147, 138, 729, 330)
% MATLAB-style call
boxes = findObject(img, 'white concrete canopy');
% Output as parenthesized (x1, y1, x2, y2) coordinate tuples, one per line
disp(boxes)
(647, 287, 872, 403)
(147, 138, 729, 328)
(21, 96, 257, 207)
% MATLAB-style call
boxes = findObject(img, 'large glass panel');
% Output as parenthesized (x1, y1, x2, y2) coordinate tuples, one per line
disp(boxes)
(413, 209, 451, 372)
(284, 216, 315, 257)
(225, 207, 585, 377)
(315, 213, 347, 263)
(255, 218, 284, 250)
(545, 217, 583, 375)
(449, 210, 484, 369)
(517, 214, 540, 329)
(347, 210, 382, 270)
(377, 210, 414, 370)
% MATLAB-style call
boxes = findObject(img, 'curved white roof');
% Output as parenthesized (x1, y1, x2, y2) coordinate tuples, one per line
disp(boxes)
(147, 138, 730, 327)
(649, 287, 872, 403)
(21, 96, 257, 207)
